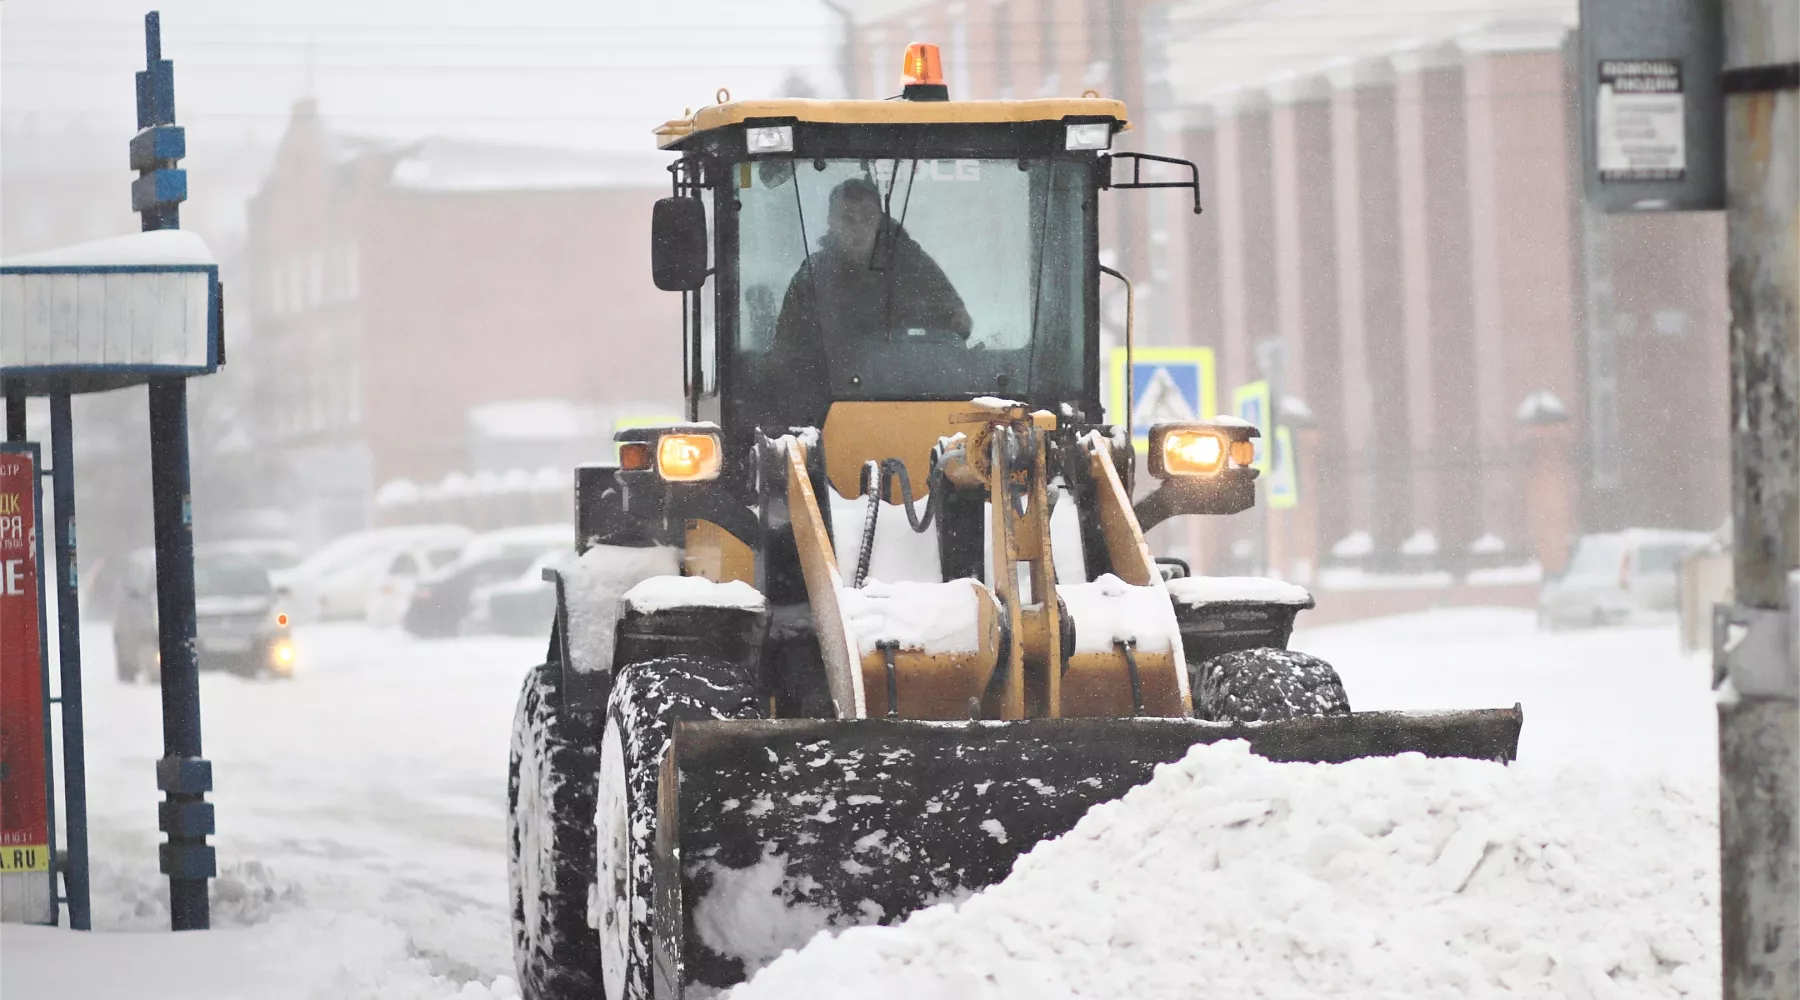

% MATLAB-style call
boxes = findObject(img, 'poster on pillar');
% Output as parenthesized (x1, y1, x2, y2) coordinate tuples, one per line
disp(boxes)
(1232, 381, 1272, 472)
(0, 442, 55, 924)
(1108, 347, 1217, 454)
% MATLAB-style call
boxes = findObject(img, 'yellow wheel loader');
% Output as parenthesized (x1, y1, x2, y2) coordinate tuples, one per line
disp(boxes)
(506, 44, 1522, 1000)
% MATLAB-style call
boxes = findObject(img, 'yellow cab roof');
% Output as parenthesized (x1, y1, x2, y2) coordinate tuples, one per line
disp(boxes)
(654, 97, 1131, 149)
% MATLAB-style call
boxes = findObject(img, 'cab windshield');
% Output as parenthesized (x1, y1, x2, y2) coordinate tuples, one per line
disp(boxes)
(731, 157, 1087, 427)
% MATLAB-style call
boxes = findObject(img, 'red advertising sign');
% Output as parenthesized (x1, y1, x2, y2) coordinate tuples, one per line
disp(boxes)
(0, 444, 50, 875)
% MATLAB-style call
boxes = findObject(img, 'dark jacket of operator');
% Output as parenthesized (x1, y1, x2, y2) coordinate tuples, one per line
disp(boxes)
(774, 226, 971, 350)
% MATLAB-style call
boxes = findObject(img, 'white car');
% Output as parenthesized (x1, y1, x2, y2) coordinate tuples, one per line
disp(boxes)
(363, 537, 476, 627)
(275, 525, 473, 623)
(466, 549, 578, 637)
(401, 524, 574, 638)
(1538, 529, 1709, 630)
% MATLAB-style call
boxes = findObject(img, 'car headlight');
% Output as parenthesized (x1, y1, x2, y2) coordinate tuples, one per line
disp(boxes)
(270, 640, 296, 673)
(657, 433, 722, 482)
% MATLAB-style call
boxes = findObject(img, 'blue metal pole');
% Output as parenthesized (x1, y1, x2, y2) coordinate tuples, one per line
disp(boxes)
(147, 378, 211, 931)
(4, 391, 23, 442)
(48, 392, 91, 931)
(137, 10, 213, 931)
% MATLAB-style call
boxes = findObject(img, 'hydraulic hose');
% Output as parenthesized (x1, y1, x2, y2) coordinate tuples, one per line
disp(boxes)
(852, 457, 944, 588)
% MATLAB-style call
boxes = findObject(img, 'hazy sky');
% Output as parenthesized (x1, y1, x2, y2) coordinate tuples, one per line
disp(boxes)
(3, 0, 842, 151)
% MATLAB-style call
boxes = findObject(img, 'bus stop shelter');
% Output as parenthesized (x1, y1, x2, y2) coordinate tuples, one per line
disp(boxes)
(0, 11, 220, 932)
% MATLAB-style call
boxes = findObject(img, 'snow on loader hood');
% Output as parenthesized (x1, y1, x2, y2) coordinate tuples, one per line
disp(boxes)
(728, 741, 1717, 1000)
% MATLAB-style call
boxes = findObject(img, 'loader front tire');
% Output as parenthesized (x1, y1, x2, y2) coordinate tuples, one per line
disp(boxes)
(1193, 647, 1351, 723)
(596, 656, 760, 1000)
(509, 664, 605, 1000)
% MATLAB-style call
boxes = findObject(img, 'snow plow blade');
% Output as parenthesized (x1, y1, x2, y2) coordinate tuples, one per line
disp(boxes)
(651, 707, 1523, 996)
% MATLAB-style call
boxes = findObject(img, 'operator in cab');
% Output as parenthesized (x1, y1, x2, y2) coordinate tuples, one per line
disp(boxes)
(775, 177, 971, 349)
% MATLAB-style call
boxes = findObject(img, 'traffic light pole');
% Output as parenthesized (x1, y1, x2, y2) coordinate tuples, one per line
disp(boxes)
(1716, 0, 1799, 994)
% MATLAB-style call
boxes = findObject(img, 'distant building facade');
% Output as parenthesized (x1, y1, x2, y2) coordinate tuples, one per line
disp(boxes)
(848, 1, 1730, 583)
(246, 101, 682, 544)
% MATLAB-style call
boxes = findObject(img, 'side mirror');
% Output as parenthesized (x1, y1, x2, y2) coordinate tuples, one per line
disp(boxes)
(651, 197, 709, 291)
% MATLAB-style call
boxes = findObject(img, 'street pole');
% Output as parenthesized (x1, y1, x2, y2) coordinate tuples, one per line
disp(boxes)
(1717, 0, 1799, 994)
(1257, 338, 1286, 577)
(137, 10, 213, 932)
(47, 393, 90, 931)
(4, 393, 24, 442)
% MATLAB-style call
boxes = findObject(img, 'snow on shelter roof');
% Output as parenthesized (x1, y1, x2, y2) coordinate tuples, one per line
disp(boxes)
(3, 229, 215, 268)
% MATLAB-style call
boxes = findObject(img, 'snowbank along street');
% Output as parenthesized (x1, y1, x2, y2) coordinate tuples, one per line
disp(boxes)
(0, 609, 1719, 998)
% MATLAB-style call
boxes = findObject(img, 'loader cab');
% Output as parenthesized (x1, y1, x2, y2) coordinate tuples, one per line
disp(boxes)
(650, 79, 1192, 466)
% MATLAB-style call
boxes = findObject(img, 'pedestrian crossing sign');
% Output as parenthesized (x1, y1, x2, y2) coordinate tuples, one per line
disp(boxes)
(1108, 347, 1217, 453)
(1269, 426, 1299, 510)
(1232, 380, 1272, 471)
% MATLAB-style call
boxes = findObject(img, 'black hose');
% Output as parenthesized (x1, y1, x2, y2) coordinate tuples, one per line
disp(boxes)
(853, 457, 944, 589)
(878, 458, 941, 533)
(853, 460, 881, 588)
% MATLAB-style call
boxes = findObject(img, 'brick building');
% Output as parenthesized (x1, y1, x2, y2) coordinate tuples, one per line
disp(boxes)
(246, 101, 682, 543)
(846, 1, 1730, 584)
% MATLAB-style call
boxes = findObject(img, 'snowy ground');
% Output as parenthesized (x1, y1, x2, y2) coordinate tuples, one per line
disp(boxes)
(0, 609, 1720, 999)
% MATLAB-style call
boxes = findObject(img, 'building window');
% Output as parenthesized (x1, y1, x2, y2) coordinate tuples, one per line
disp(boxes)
(268, 263, 286, 316)
(288, 258, 306, 316)
(309, 248, 326, 307)
(343, 242, 360, 301)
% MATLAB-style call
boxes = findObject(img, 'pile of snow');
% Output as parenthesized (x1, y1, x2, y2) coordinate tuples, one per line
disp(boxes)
(1058, 573, 1181, 654)
(827, 489, 941, 584)
(623, 575, 764, 615)
(561, 545, 680, 676)
(1331, 530, 1374, 559)
(839, 579, 984, 657)
(731, 741, 1717, 1000)
(1401, 529, 1440, 557)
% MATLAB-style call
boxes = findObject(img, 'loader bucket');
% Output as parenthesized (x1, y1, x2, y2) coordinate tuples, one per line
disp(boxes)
(650, 707, 1523, 996)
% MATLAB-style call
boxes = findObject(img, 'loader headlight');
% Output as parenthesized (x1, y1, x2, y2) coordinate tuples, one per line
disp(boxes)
(1065, 122, 1113, 151)
(1156, 429, 1227, 476)
(657, 433, 722, 482)
(746, 125, 794, 154)
(1147, 421, 1259, 479)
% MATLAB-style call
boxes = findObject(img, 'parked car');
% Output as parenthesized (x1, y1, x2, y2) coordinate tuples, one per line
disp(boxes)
(113, 545, 298, 681)
(275, 525, 473, 622)
(466, 549, 577, 637)
(402, 524, 573, 638)
(364, 539, 471, 627)
(1539, 529, 1710, 630)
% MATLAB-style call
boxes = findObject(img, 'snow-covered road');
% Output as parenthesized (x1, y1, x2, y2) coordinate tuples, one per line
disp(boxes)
(0, 609, 1720, 999)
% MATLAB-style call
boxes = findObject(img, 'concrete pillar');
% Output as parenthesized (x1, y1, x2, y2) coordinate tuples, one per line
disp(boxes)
(1393, 43, 1480, 571)
(1211, 89, 1277, 394)
(1179, 108, 1222, 355)
(1269, 74, 1342, 579)
(1461, 23, 1579, 560)
(1330, 59, 1412, 567)
(1523, 419, 1576, 577)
